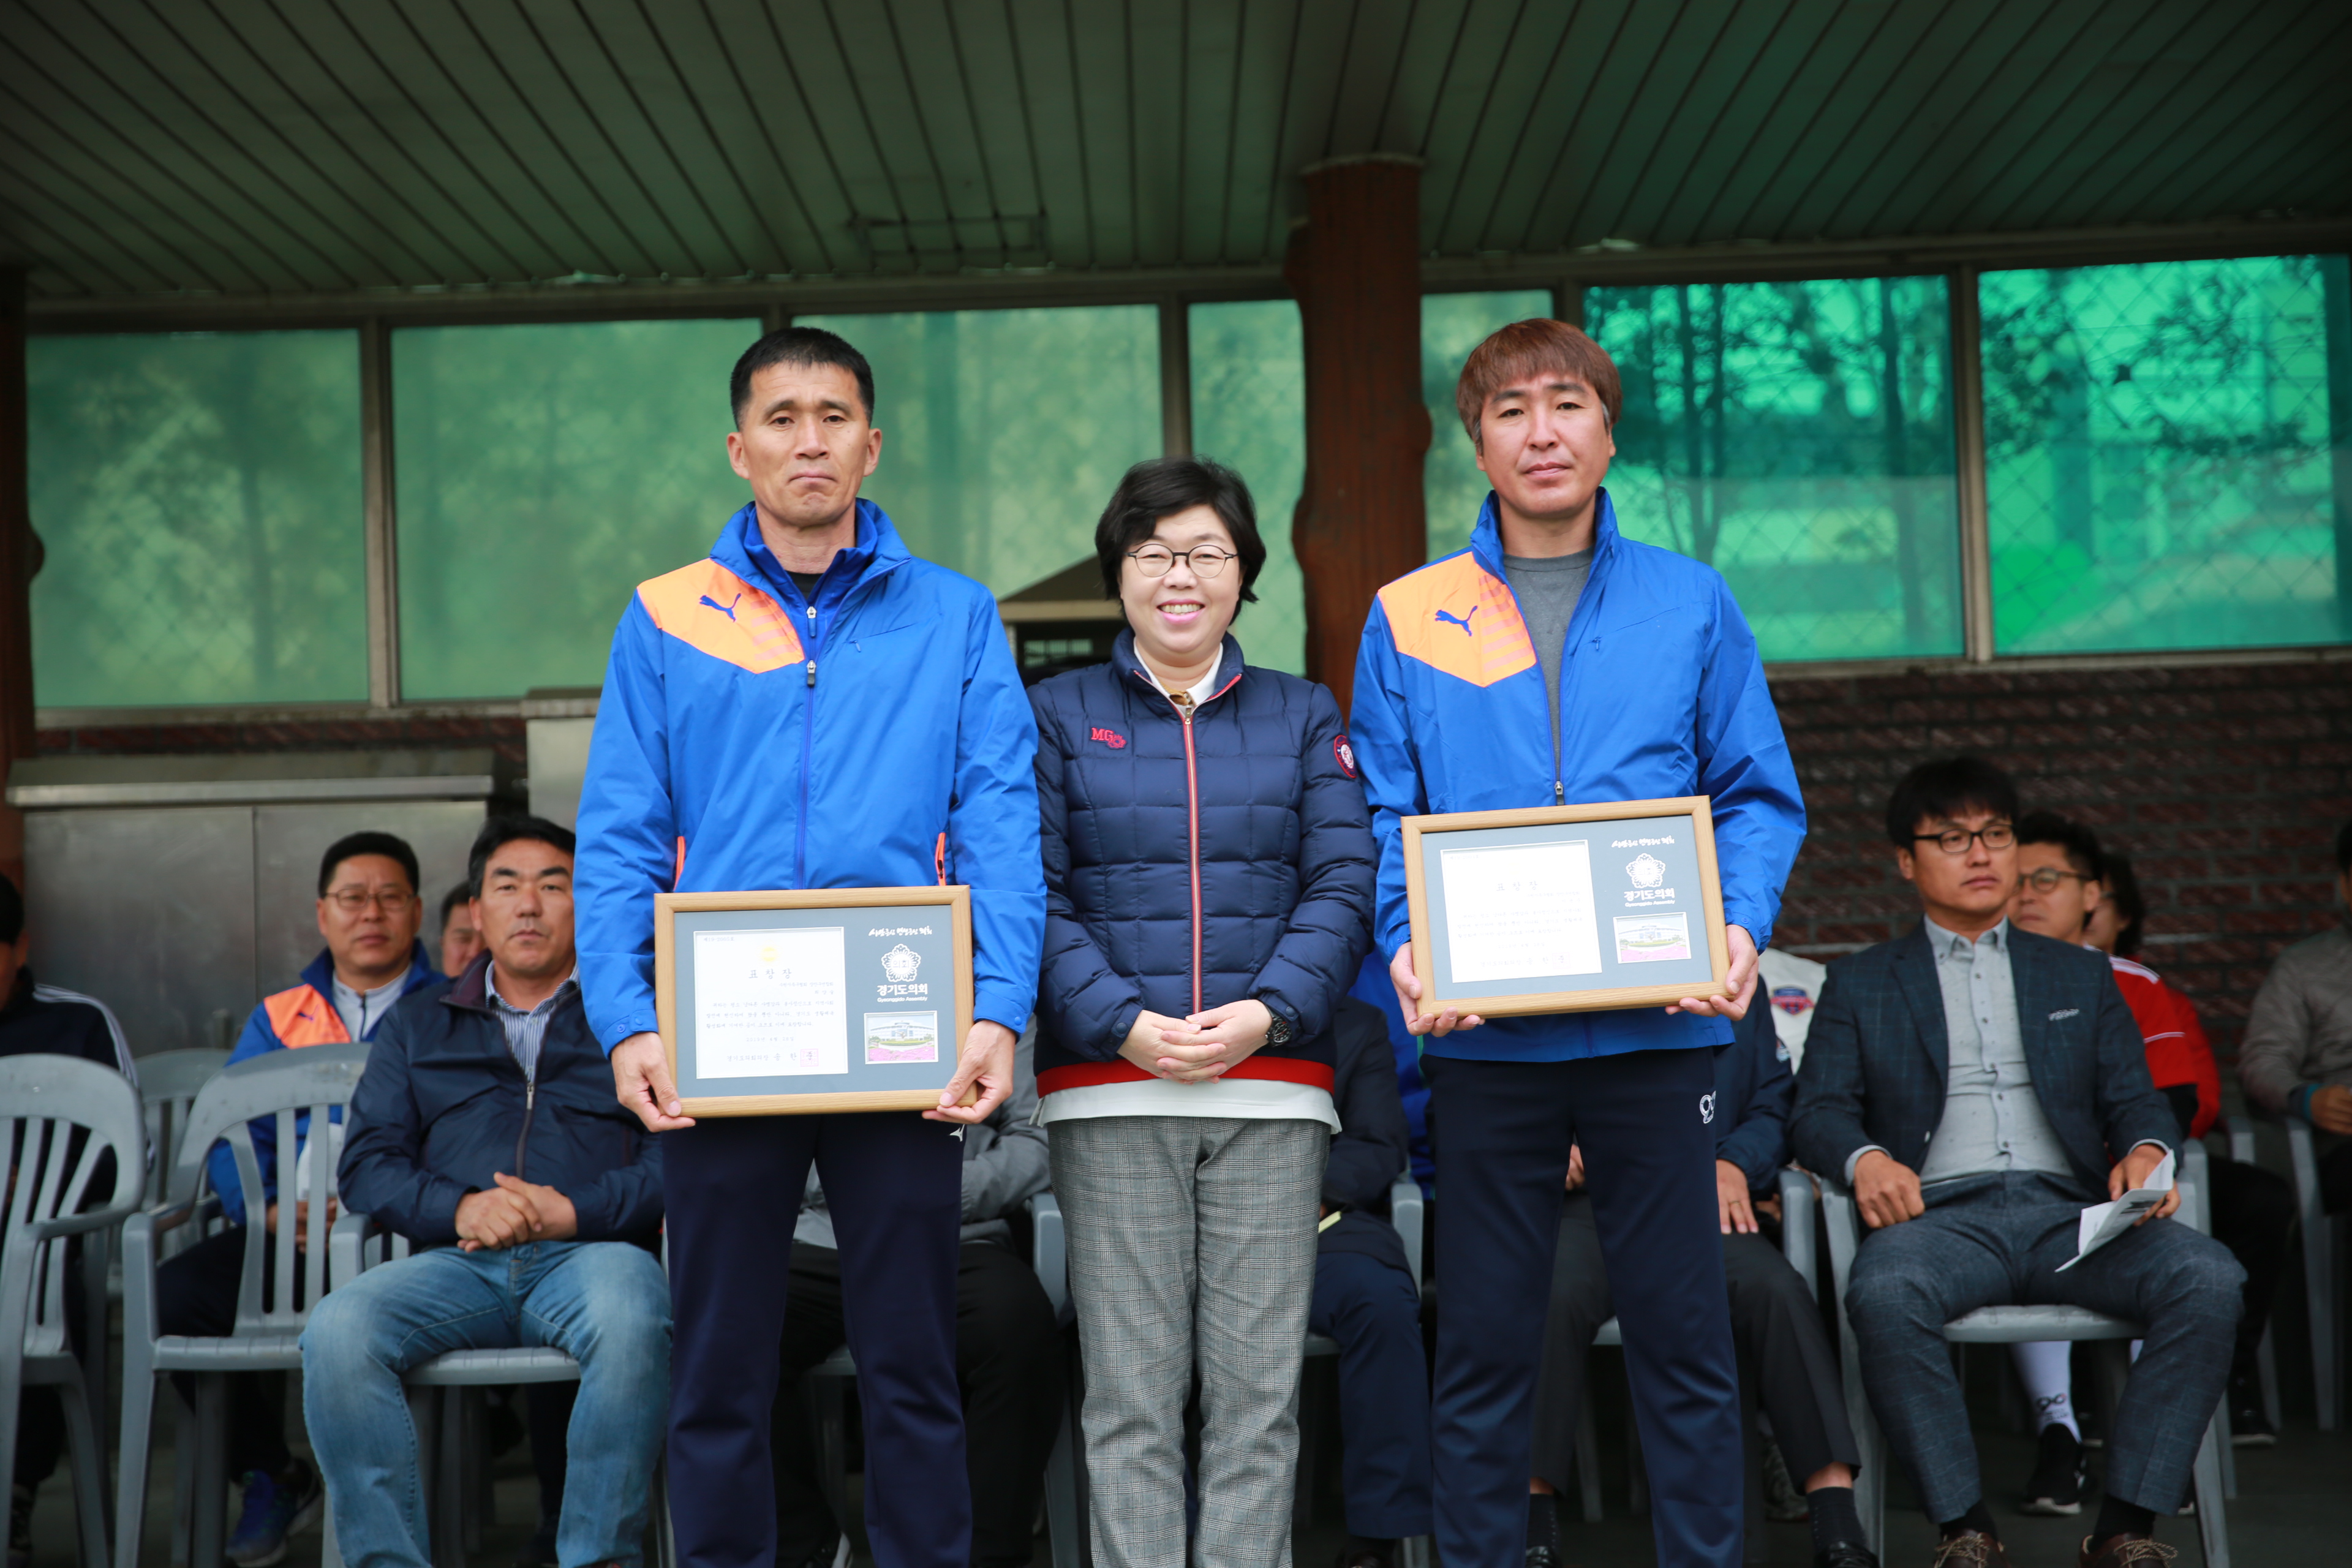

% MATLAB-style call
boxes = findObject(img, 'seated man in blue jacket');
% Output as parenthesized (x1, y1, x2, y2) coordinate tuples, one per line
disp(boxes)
(1310, 996, 1433, 1568)
(1792, 758, 2241, 1568)
(301, 817, 669, 1568)
(1528, 1001, 1874, 1568)
(163, 829, 442, 1566)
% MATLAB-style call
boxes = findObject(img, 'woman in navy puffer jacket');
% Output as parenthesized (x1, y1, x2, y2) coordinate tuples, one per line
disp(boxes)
(1031, 456, 1374, 1568)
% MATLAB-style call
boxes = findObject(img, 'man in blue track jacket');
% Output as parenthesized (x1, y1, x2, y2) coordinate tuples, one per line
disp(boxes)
(575, 326, 1046, 1568)
(1350, 319, 1806, 1568)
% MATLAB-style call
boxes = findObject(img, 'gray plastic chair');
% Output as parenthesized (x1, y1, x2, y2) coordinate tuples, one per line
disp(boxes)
(2, 1054, 146, 1568)
(324, 1213, 677, 1568)
(2218, 1122, 2284, 1432)
(2276, 1119, 2337, 1430)
(135, 1050, 233, 1211)
(1820, 1150, 2231, 1567)
(1570, 1166, 1818, 1534)
(115, 1042, 368, 1568)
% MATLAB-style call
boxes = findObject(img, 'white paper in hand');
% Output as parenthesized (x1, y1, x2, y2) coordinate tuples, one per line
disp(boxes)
(2056, 1150, 2174, 1272)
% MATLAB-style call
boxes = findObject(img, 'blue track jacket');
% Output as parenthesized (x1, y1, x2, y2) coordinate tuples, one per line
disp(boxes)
(576, 500, 1045, 1049)
(1350, 488, 1805, 1063)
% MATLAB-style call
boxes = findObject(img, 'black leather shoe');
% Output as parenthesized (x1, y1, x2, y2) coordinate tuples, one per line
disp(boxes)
(1815, 1539, 1879, 1568)
(1524, 1545, 1562, 1568)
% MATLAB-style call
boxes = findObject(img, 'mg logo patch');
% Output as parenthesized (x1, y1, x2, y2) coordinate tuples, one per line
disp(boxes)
(1089, 726, 1127, 749)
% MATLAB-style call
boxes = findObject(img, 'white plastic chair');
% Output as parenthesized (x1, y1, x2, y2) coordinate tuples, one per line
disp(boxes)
(1, 1054, 146, 1568)
(1820, 1149, 2231, 1566)
(2278, 1120, 2337, 1431)
(115, 1043, 367, 1568)
(2217, 1121, 2283, 1431)
(135, 1050, 233, 1210)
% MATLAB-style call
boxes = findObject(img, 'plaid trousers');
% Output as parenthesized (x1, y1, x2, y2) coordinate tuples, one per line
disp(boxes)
(1050, 1115, 1328, 1568)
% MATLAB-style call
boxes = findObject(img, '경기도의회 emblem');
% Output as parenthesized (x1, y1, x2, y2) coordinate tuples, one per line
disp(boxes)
(1626, 853, 1667, 889)
(880, 943, 923, 984)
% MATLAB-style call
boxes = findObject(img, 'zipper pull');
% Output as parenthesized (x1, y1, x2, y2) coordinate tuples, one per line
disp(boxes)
(1555, 779, 1566, 804)
(805, 603, 816, 630)
(806, 658, 817, 687)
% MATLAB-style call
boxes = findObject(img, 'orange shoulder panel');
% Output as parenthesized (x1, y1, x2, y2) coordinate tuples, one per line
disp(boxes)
(263, 985, 350, 1049)
(1377, 555, 1536, 687)
(637, 560, 805, 675)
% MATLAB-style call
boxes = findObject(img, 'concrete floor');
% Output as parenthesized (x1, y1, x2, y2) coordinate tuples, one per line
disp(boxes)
(23, 1405, 2349, 1568)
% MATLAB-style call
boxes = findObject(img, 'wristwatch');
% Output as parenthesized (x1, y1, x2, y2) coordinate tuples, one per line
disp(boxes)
(1258, 997, 1294, 1047)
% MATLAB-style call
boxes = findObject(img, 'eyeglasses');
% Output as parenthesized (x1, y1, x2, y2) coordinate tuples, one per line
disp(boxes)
(1127, 545, 1236, 578)
(325, 888, 415, 913)
(1911, 824, 2015, 855)
(2019, 867, 2094, 892)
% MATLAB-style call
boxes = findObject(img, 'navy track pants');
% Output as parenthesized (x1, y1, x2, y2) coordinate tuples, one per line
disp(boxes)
(1425, 1048, 1741, 1568)
(663, 1111, 967, 1568)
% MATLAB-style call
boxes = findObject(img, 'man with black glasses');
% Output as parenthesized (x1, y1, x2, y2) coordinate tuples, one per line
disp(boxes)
(1792, 759, 2242, 1568)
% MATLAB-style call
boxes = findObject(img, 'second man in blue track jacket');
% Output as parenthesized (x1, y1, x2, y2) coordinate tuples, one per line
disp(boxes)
(1350, 318, 1804, 1568)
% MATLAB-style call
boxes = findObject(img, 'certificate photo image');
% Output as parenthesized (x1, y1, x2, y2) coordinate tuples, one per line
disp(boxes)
(864, 1011, 940, 1064)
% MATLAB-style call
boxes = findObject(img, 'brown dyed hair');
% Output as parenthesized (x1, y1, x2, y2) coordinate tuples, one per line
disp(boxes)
(1453, 319, 1623, 445)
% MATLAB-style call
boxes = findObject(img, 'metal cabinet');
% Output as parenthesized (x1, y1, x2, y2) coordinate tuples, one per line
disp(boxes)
(7, 750, 516, 1055)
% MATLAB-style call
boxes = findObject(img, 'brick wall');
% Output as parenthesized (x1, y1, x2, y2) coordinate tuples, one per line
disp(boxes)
(1768, 657, 2352, 1060)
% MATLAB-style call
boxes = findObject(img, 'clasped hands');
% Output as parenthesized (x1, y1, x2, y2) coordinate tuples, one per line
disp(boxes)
(1119, 1000, 1275, 1084)
(455, 1172, 579, 1252)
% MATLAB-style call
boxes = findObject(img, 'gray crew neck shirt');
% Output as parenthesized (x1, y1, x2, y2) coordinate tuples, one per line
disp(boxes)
(1502, 549, 1594, 759)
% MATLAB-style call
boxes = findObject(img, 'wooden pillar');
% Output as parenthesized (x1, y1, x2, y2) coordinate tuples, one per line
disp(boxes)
(1286, 155, 1430, 713)
(0, 268, 32, 891)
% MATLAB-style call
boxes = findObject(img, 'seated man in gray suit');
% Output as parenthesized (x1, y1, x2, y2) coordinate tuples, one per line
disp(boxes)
(1791, 757, 2241, 1568)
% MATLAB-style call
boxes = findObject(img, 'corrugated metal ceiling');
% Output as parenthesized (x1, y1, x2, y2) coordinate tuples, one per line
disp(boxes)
(2, 0, 2346, 301)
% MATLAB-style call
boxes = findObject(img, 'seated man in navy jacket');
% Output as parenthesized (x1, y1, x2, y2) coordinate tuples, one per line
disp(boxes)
(301, 817, 669, 1568)
(1529, 1000, 1874, 1568)
(1310, 996, 1433, 1568)
(1792, 759, 2241, 1568)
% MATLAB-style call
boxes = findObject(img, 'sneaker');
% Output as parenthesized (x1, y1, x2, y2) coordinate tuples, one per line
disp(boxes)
(225, 1460, 324, 1568)
(2021, 1423, 2089, 1517)
(9, 1483, 34, 1568)
(2228, 1378, 2277, 1447)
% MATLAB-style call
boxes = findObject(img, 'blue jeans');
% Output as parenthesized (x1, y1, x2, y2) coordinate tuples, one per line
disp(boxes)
(1846, 1172, 2242, 1522)
(300, 1240, 671, 1568)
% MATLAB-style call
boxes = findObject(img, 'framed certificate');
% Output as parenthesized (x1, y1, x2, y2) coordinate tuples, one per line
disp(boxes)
(1402, 796, 1730, 1018)
(654, 886, 973, 1116)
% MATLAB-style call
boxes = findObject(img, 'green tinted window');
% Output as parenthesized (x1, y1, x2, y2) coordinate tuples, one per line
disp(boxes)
(1587, 279, 1964, 663)
(394, 318, 756, 699)
(1424, 291, 1557, 559)
(797, 306, 1161, 598)
(29, 330, 366, 707)
(1981, 257, 2349, 654)
(1190, 300, 1306, 674)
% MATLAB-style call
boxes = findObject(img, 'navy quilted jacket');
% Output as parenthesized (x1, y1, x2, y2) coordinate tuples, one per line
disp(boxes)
(1028, 630, 1376, 1097)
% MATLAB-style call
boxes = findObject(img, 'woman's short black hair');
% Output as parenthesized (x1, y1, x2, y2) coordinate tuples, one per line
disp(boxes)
(2103, 848, 2147, 957)
(1093, 456, 1266, 609)
(1883, 756, 2019, 848)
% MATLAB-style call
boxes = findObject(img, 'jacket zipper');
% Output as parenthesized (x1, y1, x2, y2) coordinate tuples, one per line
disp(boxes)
(797, 597, 818, 887)
(1177, 695, 1205, 1014)
(513, 1073, 535, 1179)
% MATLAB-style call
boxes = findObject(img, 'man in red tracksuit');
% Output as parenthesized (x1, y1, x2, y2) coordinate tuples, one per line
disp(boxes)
(2013, 812, 2293, 1451)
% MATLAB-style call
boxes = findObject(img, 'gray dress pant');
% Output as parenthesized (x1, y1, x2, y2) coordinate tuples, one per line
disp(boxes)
(1845, 1171, 2242, 1523)
(1051, 1115, 1329, 1568)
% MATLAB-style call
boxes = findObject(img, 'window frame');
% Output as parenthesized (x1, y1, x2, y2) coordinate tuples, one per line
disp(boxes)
(26, 227, 2352, 724)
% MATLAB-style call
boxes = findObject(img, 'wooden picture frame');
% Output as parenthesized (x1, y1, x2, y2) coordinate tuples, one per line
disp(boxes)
(655, 885, 974, 1116)
(1401, 796, 1730, 1018)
